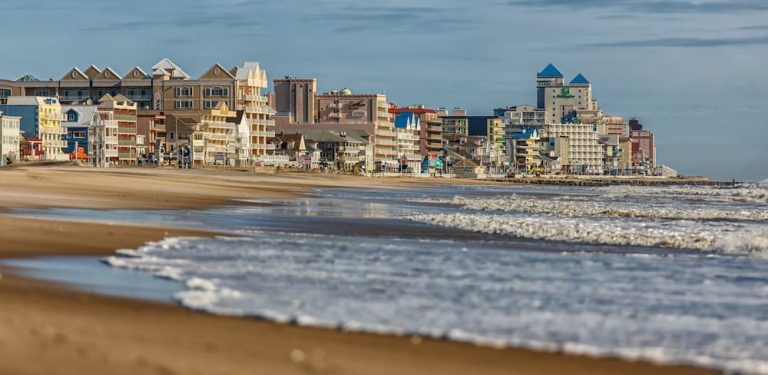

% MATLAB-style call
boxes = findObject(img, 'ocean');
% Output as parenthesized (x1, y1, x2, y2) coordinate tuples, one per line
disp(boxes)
(18, 183, 768, 374)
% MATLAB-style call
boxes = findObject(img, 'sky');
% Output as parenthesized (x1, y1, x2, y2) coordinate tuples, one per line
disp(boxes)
(0, 0, 766, 180)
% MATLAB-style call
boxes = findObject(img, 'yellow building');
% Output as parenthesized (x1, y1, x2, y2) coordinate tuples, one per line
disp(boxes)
(1, 96, 67, 160)
(487, 117, 506, 156)
(167, 102, 236, 166)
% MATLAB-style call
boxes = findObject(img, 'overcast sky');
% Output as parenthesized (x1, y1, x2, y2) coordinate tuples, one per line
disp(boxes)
(1, 0, 766, 180)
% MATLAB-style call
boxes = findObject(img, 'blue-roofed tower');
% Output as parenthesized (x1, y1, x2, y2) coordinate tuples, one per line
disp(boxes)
(570, 74, 590, 86)
(537, 64, 565, 109)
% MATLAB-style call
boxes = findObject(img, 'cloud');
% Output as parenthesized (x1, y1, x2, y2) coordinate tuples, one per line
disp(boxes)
(507, 0, 768, 13)
(309, 5, 466, 33)
(583, 34, 768, 47)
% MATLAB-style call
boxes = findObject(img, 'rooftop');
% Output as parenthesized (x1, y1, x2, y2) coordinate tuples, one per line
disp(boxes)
(538, 64, 564, 78)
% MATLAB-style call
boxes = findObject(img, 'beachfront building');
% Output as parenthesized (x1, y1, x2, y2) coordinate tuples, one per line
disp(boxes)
(542, 123, 603, 174)
(605, 115, 629, 137)
(167, 102, 237, 166)
(62, 105, 100, 159)
(598, 134, 623, 174)
(273, 78, 395, 169)
(88, 109, 119, 167)
(228, 111, 252, 166)
(508, 127, 540, 173)
(438, 107, 468, 138)
(137, 110, 166, 162)
(629, 117, 656, 170)
(389, 104, 442, 157)
(297, 130, 371, 171)
(0, 59, 276, 165)
(394, 112, 422, 172)
(98, 95, 138, 165)
(0, 97, 66, 160)
(0, 111, 20, 165)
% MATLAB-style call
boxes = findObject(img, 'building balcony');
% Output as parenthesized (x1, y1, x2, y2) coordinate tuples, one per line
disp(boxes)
(118, 152, 137, 160)
(115, 114, 136, 122)
(61, 95, 92, 102)
(118, 139, 136, 146)
(205, 122, 235, 130)
(126, 95, 152, 101)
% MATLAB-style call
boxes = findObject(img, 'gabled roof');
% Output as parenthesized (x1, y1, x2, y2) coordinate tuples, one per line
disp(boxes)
(16, 74, 40, 82)
(84, 65, 102, 79)
(199, 63, 236, 80)
(94, 66, 122, 80)
(152, 58, 190, 79)
(123, 66, 150, 80)
(98, 93, 114, 103)
(61, 105, 99, 127)
(570, 73, 590, 85)
(61, 67, 89, 81)
(537, 63, 563, 78)
(152, 67, 170, 77)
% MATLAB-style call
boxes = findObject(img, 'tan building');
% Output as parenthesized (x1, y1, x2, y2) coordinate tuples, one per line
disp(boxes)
(98, 94, 137, 164)
(605, 115, 629, 137)
(438, 107, 468, 137)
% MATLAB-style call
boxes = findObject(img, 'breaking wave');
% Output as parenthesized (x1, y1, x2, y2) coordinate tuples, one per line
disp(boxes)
(446, 194, 768, 221)
(599, 184, 768, 204)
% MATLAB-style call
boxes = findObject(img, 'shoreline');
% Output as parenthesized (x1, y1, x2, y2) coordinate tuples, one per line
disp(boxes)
(0, 166, 721, 374)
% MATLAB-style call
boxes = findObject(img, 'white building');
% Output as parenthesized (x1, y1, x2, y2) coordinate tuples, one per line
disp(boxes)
(0, 111, 20, 165)
(394, 112, 421, 172)
(542, 123, 603, 174)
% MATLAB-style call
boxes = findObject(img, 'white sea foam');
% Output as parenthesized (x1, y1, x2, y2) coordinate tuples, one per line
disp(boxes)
(600, 184, 768, 203)
(446, 194, 768, 221)
(106, 233, 768, 375)
(409, 212, 768, 255)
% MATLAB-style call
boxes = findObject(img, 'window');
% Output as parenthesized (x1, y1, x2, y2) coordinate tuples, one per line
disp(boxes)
(34, 89, 50, 97)
(67, 112, 78, 122)
(175, 100, 193, 109)
(0, 89, 10, 100)
(204, 87, 228, 97)
(176, 87, 193, 97)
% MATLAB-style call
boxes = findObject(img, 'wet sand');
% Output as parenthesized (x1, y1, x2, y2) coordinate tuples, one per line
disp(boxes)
(0, 166, 719, 374)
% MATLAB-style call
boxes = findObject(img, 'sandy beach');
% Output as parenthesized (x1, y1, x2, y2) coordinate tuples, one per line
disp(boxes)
(0, 166, 719, 375)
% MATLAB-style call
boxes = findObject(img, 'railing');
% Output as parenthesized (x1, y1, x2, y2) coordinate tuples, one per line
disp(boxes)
(115, 114, 136, 122)
(105, 136, 118, 144)
(62, 95, 91, 102)
(125, 95, 152, 101)
(118, 127, 137, 134)
(119, 152, 137, 159)
(118, 139, 135, 146)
